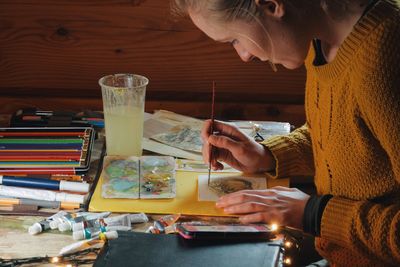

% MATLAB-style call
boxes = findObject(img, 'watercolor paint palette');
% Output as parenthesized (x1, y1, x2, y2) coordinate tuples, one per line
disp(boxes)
(0, 127, 95, 173)
(101, 156, 176, 199)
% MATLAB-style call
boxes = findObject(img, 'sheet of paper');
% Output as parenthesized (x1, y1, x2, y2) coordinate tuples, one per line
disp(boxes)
(150, 124, 203, 153)
(198, 174, 267, 202)
(143, 110, 203, 159)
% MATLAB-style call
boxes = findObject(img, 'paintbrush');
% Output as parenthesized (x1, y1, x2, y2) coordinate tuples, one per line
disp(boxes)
(208, 81, 216, 187)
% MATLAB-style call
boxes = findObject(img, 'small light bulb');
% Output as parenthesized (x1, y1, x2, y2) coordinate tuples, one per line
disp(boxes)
(284, 241, 293, 248)
(270, 223, 278, 231)
(51, 257, 59, 263)
(284, 257, 292, 265)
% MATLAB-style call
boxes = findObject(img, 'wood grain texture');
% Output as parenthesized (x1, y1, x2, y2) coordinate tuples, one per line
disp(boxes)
(0, 0, 306, 123)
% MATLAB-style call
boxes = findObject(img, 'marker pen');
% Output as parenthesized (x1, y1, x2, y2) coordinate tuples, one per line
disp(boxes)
(0, 197, 80, 210)
(0, 185, 85, 203)
(0, 175, 89, 193)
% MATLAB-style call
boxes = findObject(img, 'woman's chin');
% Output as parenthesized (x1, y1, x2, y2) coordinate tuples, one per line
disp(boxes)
(282, 61, 304, 70)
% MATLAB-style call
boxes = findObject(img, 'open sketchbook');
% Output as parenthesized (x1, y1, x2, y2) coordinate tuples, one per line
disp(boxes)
(101, 156, 176, 199)
(143, 110, 291, 160)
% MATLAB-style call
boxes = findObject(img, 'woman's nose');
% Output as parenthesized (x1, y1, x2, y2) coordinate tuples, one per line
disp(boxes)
(234, 46, 254, 62)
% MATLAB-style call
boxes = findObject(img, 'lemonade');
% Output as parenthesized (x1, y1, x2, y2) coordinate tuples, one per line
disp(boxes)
(104, 106, 144, 156)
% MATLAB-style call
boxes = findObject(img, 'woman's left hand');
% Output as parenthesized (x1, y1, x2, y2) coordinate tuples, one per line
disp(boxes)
(216, 186, 310, 230)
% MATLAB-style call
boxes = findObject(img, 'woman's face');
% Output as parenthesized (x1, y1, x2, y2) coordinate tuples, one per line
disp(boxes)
(189, 8, 310, 69)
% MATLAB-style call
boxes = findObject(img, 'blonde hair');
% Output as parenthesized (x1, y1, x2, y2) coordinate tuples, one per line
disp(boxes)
(171, 0, 264, 22)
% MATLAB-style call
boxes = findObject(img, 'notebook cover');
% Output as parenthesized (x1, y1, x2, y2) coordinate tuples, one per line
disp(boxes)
(94, 231, 282, 267)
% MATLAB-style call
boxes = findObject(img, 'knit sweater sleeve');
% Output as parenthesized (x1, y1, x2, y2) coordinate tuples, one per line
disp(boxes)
(320, 19, 400, 264)
(261, 123, 315, 178)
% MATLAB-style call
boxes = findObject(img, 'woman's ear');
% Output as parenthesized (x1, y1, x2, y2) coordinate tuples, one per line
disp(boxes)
(255, 0, 285, 18)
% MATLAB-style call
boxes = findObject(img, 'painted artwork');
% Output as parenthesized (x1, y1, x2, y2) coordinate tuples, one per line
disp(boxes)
(101, 156, 140, 199)
(150, 124, 203, 153)
(101, 156, 176, 199)
(139, 156, 176, 199)
(198, 174, 267, 202)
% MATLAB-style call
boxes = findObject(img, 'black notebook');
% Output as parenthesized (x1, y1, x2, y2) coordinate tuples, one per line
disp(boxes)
(94, 231, 282, 267)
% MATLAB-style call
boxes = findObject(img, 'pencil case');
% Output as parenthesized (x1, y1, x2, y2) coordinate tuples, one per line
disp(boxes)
(0, 127, 95, 174)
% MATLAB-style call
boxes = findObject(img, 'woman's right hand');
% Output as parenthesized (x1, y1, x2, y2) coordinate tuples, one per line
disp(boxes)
(201, 120, 276, 173)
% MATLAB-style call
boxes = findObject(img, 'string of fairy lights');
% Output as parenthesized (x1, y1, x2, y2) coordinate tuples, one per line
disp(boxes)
(0, 248, 101, 267)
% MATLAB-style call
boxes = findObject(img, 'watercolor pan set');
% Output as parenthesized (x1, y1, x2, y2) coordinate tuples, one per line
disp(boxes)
(0, 127, 95, 173)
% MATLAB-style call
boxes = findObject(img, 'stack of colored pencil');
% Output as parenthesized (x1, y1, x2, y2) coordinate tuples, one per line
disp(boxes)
(0, 127, 95, 213)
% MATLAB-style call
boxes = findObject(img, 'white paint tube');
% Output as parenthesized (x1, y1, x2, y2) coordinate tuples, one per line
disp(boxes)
(28, 210, 68, 235)
(72, 225, 131, 240)
(72, 213, 148, 232)
(56, 211, 111, 232)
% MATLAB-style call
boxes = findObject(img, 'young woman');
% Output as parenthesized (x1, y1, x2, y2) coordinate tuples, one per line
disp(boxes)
(173, 0, 399, 266)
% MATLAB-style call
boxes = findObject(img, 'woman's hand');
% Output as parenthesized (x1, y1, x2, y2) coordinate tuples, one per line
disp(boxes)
(201, 120, 276, 173)
(216, 186, 310, 230)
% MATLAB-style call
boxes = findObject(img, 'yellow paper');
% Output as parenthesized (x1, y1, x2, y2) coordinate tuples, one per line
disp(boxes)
(89, 170, 289, 216)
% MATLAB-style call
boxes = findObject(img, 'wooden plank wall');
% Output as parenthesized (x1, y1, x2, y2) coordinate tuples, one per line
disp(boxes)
(0, 0, 306, 126)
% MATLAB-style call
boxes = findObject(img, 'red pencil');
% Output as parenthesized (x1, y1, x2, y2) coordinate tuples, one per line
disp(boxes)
(0, 132, 86, 137)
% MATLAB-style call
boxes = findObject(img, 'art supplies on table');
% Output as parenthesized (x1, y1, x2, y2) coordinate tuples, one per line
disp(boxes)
(94, 231, 282, 267)
(10, 108, 104, 128)
(101, 156, 176, 199)
(0, 127, 95, 173)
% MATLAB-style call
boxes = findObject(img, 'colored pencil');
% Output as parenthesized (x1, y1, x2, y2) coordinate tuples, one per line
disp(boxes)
(0, 144, 83, 150)
(0, 168, 78, 175)
(0, 138, 84, 144)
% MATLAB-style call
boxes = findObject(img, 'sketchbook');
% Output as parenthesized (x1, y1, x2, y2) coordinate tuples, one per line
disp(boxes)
(94, 231, 282, 267)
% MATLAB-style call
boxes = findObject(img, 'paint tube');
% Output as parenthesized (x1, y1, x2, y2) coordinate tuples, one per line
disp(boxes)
(72, 213, 148, 232)
(72, 225, 131, 240)
(59, 230, 118, 256)
(28, 210, 68, 235)
(56, 211, 111, 232)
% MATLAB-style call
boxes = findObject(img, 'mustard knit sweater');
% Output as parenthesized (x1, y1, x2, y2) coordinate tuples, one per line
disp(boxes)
(262, 0, 400, 266)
